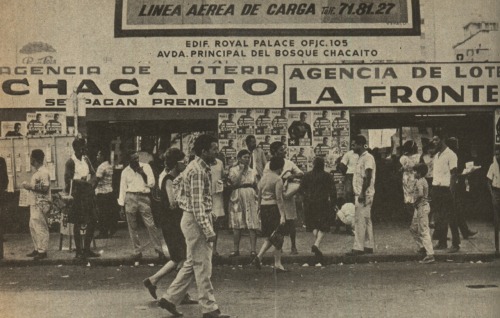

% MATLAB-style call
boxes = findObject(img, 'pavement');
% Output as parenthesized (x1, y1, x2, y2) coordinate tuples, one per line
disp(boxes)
(1, 220, 499, 266)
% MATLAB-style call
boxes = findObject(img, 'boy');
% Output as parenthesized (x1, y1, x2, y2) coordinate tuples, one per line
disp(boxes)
(410, 163, 435, 264)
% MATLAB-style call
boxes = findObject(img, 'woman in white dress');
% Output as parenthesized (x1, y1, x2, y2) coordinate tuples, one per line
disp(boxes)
(228, 149, 259, 257)
(400, 140, 420, 217)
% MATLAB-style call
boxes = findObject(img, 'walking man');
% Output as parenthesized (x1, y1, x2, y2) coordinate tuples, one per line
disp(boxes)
(346, 135, 376, 256)
(159, 134, 230, 318)
(118, 151, 163, 259)
(431, 132, 460, 253)
(23, 149, 51, 260)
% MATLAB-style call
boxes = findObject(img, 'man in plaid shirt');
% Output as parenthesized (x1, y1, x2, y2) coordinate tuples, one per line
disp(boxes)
(159, 134, 230, 318)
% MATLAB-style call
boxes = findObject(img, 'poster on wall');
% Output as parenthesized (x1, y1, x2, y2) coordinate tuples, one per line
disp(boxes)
(219, 138, 237, 167)
(271, 109, 288, 136)
(26, 113, 44, 136)
(495, 109, 500, 145)
(1, 121, 27, 137)
(289, 146, 311, 173)
(312, 110, 332, 137)
(236, 108, 256, 136)
(218, 112, 237, 140)
(287, 111, 312, 147)
(42, 112, 66, 135)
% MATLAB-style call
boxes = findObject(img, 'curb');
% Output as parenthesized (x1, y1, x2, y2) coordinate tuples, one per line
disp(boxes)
(1, 252, 498, 267)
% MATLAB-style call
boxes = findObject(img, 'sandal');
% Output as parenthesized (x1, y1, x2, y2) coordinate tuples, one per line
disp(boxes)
(229, 251, 240, 257)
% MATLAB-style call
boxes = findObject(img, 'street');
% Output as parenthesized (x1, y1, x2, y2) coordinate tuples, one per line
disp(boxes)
(1, 260, 499, 318)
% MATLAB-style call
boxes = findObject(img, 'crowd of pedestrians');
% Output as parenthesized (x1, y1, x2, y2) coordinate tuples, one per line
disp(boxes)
(4, 129, 500, 315)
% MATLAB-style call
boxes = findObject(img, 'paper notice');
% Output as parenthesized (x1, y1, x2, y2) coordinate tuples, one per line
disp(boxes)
(48, 163, 56, 181)
(5, 154, 12, 174)
(46, 145, 52, 162)
(7, 175, 14, 193)
(25, 153, 31, 172)
(19, 189, 31, 207)
(15, 153, 22, 172)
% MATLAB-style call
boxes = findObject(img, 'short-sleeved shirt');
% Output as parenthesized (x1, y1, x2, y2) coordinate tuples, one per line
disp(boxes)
(30, 166, 51, 205)
(95, 161, 113, 194)
(414, 177, 429, 208)
(341, 150, 359, 174)
(432, 147, 457, 187)
(487, 160, 500, 188)
(263, 158, 302, 178)
(353, 151, 376, 197)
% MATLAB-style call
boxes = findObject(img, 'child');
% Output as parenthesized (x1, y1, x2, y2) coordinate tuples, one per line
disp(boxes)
(335, 198, 355, 236)
(410, 163, 435, 264)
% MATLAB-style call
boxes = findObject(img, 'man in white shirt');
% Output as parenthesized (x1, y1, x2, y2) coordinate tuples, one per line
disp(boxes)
(23, 149, 51, 260)
(487, 145, 500, 256)
(339, 141, 359, 203)
(346, 135, 376, 256)
(119, 151, 163, 259)
(431, 132, 460, 253)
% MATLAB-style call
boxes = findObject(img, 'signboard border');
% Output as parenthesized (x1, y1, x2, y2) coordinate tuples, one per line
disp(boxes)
(114, 0, 421, 37)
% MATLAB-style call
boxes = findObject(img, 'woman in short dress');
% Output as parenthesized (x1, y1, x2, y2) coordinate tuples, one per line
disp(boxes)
(142, 148, 196, 305)
(228, 149, 259, 257)
(299, 156, 336, 259)
(252, 156, 287, 272)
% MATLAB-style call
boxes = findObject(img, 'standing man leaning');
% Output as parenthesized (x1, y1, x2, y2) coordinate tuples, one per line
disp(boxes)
(159, 134, 230, 318)
(432, 132, 460, 253)
(23, 149, 51, 260)
(245, 135, 267, 181)
(118, 151, 164, 259)
(339, 140, 359, 203)
(346, 135, 376, 256)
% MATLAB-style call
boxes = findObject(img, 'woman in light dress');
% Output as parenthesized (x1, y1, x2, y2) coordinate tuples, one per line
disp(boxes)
(400, 140, 420, 217)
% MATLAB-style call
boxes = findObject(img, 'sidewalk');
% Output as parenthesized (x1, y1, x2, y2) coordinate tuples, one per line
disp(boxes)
(1, 220, 498, 266)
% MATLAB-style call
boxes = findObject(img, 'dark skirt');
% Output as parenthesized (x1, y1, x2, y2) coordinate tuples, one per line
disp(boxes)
(304, 200, 331, 233)
(160, 207, 186, 263)
(260, 205, 281, 238)
(69, 180, 98, 225)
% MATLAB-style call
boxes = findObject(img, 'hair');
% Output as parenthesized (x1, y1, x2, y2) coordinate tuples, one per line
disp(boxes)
(97, 147, 110, 162)
(269, 156, 285, 171)
(353, 135, 367, 146)
(31, 149, 45, 163)
(402, 140, 417, 155)
(336, 197, 346, 208)
(270, 141, 284, 155)
(237, 149, 251, 159)
(54, 113, 59, 118)
(300, 112, 307, 117)
(14, 123, 21, 129)
(414, 163, 428, 177)
(433, 130, 448, 141)
(312, 156, 325, 172)
(245, 135, 256, 145)
(447, 137, 459, 153)
(72, 138, 86, 151)
(193, 134, 218, 156)
(164, 147, 186, 170)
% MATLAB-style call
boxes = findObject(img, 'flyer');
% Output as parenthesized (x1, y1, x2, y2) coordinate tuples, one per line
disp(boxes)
(287, 111, 312, 147)
(1, 121, 27, 137)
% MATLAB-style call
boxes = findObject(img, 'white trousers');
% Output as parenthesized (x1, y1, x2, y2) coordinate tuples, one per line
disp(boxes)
(353, 195, 374, 251)
(29, 202, 50, 253)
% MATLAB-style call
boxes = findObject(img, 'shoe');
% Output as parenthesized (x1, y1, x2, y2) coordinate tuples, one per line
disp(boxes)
(26, 250, 38, 257)
(228, 251, 240, 257)
(251, 256, 261, 270)
(433, 244, 447, 250)
(202, 309, 230, 318)
(346, 249, 365, 256)
(274, 267, 289, 273)
(33, 252, 47, 260)
(94, 233, 109, 239)
(75, 251, 86, 260)
(250, 251, 257, 258)
(447, 246, 460, 253)
(311, 245, 323, 258)
(131, 252, 143, 260)
(463, 230, 478, 239)
(85, 250, 101, 258)
(290, 247, 298, 255)
(363, 248, 374, 254)
(417, 247, 426, 255)
(143, 278, 157, 299)
(158, 298, 183, 317)
(180, 293, 198, 305)
(419, 255, 435, 264)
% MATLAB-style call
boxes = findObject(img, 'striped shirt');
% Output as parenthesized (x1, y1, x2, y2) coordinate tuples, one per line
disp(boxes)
(95, 161, 113, 194)
(181, 156, 215, 239)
